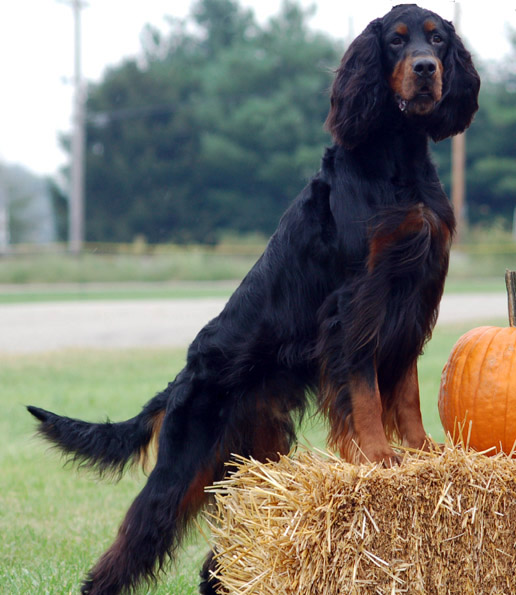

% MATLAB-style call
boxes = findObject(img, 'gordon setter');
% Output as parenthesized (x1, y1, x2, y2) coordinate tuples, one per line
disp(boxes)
(28, 4, 480, 594)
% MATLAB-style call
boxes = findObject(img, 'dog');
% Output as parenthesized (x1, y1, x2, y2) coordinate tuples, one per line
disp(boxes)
(28, 4, 480, 594)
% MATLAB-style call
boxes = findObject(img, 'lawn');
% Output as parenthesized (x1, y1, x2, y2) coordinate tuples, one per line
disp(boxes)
(0, 244, 513, 300)
(0, 281, 239, 305)
(0, 249, 260, 286)
(0, 320, 503, 593)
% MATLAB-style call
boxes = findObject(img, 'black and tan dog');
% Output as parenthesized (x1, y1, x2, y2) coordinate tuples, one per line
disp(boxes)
(28, 5, 479, 594)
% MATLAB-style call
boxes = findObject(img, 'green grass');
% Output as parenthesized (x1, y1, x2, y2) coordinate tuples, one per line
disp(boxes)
(0, 250, 260, 285)
(0, 322, 503, 593)
(0, 243, 515, 293)
(0, 242, 513, 308)
(0, 281, 238, 305)
(0, 277, 505, 305)
(443, 277, 506, 294)
(1, 349, 206, 594)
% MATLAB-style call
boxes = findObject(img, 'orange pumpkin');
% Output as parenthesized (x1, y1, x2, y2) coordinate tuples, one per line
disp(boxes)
(438, 270, 516, 455)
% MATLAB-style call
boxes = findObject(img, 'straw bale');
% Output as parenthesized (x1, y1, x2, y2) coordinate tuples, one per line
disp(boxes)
(204, 446, 516, 594)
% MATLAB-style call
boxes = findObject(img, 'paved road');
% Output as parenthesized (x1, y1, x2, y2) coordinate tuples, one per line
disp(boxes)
(0, 293, 508, 354)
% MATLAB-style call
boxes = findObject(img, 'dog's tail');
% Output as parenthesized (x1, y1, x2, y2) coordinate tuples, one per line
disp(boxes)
(27, 386, 170, 479)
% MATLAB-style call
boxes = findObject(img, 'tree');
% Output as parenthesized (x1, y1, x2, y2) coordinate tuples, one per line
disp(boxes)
(69, 1, 516, 242)
(78, 0, 341, 243)
(466, 65, 516, 224)
(431, 41, 516, 228)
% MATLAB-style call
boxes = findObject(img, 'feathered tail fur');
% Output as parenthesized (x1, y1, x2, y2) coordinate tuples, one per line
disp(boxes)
(27, 386, 170, 479)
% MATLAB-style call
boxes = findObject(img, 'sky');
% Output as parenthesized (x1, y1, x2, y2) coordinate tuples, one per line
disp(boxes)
(2, 0, 516, 177)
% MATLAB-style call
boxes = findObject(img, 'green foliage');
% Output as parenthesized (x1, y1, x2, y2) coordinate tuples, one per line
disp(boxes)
(58, 0, 516, 242)
(78, 0, 340, 243)
(431, 47, 516, 226)
(1, 240, 514, 288)
(0, 249, 260, 285)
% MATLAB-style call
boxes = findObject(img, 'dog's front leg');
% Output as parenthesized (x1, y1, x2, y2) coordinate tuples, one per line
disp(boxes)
(348, 364, 399, 467)
(347, 363, 400, 466)
(389, 361, 431, 451)
(320, 357, 399, 466)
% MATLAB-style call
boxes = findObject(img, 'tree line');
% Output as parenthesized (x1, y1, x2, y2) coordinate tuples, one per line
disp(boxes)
(55, 0, 516, 244)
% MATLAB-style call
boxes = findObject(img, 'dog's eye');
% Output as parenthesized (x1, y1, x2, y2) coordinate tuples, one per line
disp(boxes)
(432, 34, 443, 44)
(390, 37, 404, 47)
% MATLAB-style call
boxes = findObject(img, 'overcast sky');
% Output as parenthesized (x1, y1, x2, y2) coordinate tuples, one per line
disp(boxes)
(2, 0, 515, 177)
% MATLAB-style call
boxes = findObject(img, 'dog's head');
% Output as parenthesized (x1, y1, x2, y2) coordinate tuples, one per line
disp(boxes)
(326, 4, 481, 148)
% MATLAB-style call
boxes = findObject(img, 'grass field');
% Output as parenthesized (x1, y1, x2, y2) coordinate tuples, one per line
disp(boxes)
(0, 281, 239, 305)
(0, 319, 498, 594)
(0, 249, 260, 286)
(0, 243, 514, 293)
(0, 275, 508, 306)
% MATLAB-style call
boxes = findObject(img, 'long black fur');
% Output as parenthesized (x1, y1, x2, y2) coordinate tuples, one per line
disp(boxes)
(28, 5, 480, 594)
(27, 390, 168, 478)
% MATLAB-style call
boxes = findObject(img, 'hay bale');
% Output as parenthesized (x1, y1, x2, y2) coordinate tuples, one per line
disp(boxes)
(205, 446, 516, 594)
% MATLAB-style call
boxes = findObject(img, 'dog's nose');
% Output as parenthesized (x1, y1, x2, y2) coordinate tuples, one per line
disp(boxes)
(413, 58, 437, 78)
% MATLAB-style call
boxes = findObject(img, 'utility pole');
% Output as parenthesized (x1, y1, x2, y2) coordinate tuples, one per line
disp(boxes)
(64, 0, 87, 254)
(451, 3, 466, 242)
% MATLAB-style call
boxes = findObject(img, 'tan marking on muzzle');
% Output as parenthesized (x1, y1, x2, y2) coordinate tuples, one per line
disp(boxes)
(390, 55, 443, 103)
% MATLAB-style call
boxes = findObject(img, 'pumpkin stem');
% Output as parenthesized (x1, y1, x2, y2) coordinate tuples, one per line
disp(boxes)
(505, 270, 516, 327)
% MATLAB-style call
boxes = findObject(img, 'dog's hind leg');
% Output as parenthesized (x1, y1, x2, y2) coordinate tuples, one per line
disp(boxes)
(81, 377, 298, 595)
(80, 376, 229, 595)
(199, 551, 220, 595)
(198, 391, 296, 594)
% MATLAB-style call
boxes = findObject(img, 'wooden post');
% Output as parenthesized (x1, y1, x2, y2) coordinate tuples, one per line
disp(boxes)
(451, 3, 466, 243)
(451, 131, 466, 242)
(505, 270, 516, 328)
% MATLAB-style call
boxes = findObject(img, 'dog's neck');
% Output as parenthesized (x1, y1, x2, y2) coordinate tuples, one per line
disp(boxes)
(332, 122, 433, 187)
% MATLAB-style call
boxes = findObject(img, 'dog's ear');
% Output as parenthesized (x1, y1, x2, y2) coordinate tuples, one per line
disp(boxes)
(428, 21, 481, 142)
(325, 19, 390, 149)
